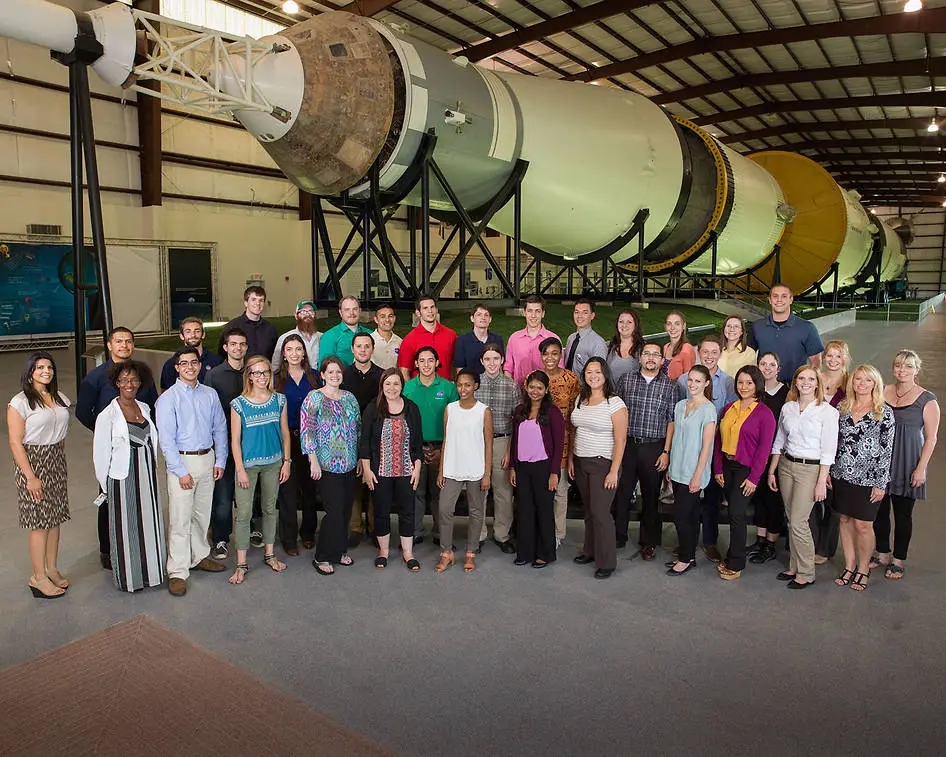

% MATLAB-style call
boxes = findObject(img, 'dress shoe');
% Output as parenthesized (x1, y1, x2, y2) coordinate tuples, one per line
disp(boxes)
(594, 568, 614, 579)
(100, 553, 112, 571)
(301, 540, 315, 550)
(413, 535, 424, 545)
(168, 577, 187, 596)
(666, 561, 696, 577)
(573, 554, 595, 565)
(641, 545, 656, 561)
(193, 557, 226, 572)
(776, 570, 797, 581)
(496, 539, 516, 554)
(702, 544, 723, 563)
(616, 536, 628, 549)
(787, 579, 815, 590)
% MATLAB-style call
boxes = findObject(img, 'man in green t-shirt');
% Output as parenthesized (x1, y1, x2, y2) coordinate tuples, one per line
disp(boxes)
(403, 345, 458, 544)
(317, 295, 372, 367)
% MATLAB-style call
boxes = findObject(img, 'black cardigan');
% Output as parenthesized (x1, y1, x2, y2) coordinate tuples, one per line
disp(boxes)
(359, 398, 424, 474)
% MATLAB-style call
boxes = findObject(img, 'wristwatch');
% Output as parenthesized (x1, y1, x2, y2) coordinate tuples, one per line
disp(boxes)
(662, 450, 670, 455)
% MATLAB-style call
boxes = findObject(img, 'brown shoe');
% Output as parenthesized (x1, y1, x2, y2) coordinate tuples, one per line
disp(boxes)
(193, 557, 226, 572)
(301, 540, 315, 550)
(641, 545, 656, 561)
(168, 577, 187, 596)
(718, 565, 742, 581)
(702, 545, 723, 564)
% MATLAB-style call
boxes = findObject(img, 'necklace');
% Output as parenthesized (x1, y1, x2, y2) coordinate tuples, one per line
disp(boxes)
(895, 384, 916, 400)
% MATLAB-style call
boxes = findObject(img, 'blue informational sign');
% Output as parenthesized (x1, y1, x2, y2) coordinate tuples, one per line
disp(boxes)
(0, 241, 95, 336)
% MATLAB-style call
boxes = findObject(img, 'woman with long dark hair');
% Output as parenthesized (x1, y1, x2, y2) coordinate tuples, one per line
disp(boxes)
(360, 367, 424, 571)
(570, 357, 628, 579)
(93, 360, 165, 592)
(662, 311, 696, 381)
(606, 309, 644, 384)
(274, 333, 322, 555)
(8, 351, 72, 598)
(509, 370, 565, 568)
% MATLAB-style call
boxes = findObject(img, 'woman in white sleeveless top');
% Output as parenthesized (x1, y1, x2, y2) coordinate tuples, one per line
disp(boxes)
(436, 370, 493, 573)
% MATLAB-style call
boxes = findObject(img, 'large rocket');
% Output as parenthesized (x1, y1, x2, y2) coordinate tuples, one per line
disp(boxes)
(0, 1, 906, 294)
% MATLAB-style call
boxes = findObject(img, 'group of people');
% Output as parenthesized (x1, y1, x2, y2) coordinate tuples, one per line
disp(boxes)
(8, 283, 939, 598)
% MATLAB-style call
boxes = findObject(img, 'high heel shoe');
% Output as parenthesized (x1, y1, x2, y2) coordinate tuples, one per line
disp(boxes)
(46, 570, 69, 590)
(434, 551, 455, 573)
(29, 576, 65, 599)
(463, 551, 476, 573)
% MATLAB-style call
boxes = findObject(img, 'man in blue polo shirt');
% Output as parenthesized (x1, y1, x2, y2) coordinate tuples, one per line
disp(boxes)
(453, 302, 504, 375)
(748, 284, 823, 382)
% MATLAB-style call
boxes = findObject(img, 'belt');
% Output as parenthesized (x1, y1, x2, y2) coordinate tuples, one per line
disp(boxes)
(784, 453, 820, 465)
(493, 432, 510, 439)
(179, 448, 212, 456)
(629, 436, 663, 445)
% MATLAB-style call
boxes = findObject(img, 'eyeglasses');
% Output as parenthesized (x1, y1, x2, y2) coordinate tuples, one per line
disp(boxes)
(297, 309, 315, 316)
(641, 351, 662, 358)
(117, 378, 141, 386)
(177, 359, 200, 367)
(249, 369, 271, 377)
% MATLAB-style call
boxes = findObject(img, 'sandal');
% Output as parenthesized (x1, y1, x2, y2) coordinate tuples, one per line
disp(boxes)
(338, 554, 354, 567)
(403, 557, 421, 572)
(375, 556, 388, 569)
(263, 554, 287, 573)
(463, 551, 476, 573)
(869, 555, 889, 571)
(29, 575, 65, 599)
(434, 551, 455, 573)
(850, 571, 869, 591)
(313, 560, 334, 575)
(885, 564, 904, 580)
(228, 563, 249, 585)
(835, 568, 855, 587)
(46, 570, 69, 590)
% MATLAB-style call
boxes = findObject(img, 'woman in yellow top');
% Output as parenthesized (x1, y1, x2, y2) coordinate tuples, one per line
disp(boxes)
(718, 316, 757, 378)
(712, 366, 777, 580)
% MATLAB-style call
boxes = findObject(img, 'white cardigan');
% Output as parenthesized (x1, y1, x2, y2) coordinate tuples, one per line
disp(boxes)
(93, 398, 159, 494)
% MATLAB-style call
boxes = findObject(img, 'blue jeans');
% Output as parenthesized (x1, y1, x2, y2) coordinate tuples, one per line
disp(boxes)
(210, 456, 235, 544)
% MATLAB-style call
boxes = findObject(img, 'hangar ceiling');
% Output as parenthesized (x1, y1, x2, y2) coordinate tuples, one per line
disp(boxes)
(211, 0, 946, 208)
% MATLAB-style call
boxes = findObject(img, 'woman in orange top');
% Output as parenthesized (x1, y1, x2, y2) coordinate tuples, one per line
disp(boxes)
(663, 311, 696, 381)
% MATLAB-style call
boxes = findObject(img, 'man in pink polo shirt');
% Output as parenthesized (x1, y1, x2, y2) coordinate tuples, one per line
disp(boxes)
(504, 295, 561, 384)
(398, 294, 458, 381)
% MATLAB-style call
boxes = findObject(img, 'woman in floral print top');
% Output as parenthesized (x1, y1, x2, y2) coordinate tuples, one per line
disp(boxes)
(301, 355, 361, 575)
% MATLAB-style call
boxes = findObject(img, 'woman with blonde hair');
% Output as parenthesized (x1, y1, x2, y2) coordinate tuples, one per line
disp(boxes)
(718, 316, 757, 378)
(871, 350, 940, 580)
(229, 355, 291, 585)
(830, 365, 894, 591)
(768, 366, 839, 589)
(662, 311, 696, 381)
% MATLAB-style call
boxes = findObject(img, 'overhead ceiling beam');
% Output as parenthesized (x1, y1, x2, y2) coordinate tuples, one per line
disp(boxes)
(462, 1, 657, 62)
(816, 151, 946, 163)
(792, 136, 946, 151)
(347, 0, 402, 15)
(653, 58, 946, 105)
(567, 8, 946, 82)
(691, 92, 946, 126)
(720, 118, 935, 144)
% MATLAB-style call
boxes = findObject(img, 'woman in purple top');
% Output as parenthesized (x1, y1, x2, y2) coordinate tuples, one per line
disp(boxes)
(508, 370, 565, 568)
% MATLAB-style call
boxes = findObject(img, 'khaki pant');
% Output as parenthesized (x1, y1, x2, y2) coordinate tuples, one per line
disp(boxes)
(553, 467, 570, 541)
(480, 436, 514, 543)
(440, 478, 487, 554)
(166, 453, 215, 581)
(778, 457, 821, 582)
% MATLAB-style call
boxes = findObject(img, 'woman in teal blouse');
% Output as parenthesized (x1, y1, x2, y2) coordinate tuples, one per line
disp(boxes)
(301, 355, 361, 575)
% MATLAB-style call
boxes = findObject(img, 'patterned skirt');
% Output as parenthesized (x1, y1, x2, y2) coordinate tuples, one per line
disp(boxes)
(15, 441, 70, 530)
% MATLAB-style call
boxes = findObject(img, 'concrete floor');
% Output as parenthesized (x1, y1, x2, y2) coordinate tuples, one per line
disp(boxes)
(2, 309, 945, 756)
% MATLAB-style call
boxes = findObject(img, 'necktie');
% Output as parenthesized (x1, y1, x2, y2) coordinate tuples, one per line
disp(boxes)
(565, 333, 580, 371)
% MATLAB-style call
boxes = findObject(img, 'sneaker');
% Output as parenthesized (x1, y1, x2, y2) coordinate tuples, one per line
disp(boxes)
(746, 538, 765, 559)
(749, 541, 777, 564)
(249, 530, 264, 549)
(211, 541, 228, 560)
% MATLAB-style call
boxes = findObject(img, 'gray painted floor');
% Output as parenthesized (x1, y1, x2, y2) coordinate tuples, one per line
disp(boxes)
(2, 310, 945, 756)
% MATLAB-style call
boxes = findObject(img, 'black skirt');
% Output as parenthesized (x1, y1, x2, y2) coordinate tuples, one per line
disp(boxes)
(832, 477, 878, 522)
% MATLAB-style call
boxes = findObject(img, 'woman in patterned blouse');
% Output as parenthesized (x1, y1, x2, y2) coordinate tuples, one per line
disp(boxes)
(830, 365, 895, 591)
(302, 356, 362, 575)
(359, 368, 424, 571)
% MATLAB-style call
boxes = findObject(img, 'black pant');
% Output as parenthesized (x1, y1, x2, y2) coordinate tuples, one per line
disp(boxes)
(614, 439, 664, 546)
(752, 477, 784, 534)
(672, 482, 701, 563)
(516, 460, 556, 564)
(373, 475, 414, 538)
(722, 460, 752, 571)
(810, 488, 839, 558)
(98, 496, 109, 555)
(315, 470, 356, 564)
(874, 494, 915, 560)
(277, 432, 318, 547)
(701, 478, 724, 546)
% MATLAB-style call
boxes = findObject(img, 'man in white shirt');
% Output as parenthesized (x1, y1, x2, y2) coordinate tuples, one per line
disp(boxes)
(370, 302, 402, 369)
(272, 300, 322, 371)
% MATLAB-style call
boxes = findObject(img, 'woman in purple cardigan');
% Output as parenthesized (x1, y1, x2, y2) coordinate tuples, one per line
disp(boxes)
(508, 370, 565, 568)
(713, 365, 777, 580)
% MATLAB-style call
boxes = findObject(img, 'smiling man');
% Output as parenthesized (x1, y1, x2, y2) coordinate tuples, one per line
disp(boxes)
(218, 285, 277, 361)
(160, 317, 221, 390)
(397, 294, 458, 381)
(453, 303, 504, 375)
(272, 300, 322, 371)
(748, 284, 823, 382)
(318, 295, 372, 366)
(562, 299, 607, 378)
(504, 295, 560, 384)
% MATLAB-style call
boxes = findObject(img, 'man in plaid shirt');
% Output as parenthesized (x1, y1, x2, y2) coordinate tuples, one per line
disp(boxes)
(614, 343, 678, 559)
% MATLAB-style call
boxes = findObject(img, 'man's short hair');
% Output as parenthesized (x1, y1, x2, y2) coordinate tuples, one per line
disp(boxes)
(107, 326, 134, 343)
(523, 294, 545, 308)
(770, 283, 792, 296)
(351, 332, 374, 349)
(471, 302, 490, 316)
(179, 317, 203, 333)
(338, 295, 360, 310)
(221, 326, 247, 345)
(415, 294, 437, 311)
(173, 346, 201, 364)
(375, 302, 395, 315)
(415, 345, 440, 363)
(243, 285, 266, 300)
(699, 334, 724, 350)
(574, 298, 595, 313)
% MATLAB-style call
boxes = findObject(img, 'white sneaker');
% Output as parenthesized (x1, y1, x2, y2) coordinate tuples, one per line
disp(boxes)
(211, 541, 228, 560)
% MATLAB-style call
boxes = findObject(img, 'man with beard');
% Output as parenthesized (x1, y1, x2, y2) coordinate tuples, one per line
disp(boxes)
(272, 300, 322, 371)
(160, 317, 221, 390)
(318, 295, 372, 366)
(218, 286, 278, 360)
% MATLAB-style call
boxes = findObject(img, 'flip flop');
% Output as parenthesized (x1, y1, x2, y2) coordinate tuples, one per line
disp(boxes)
(885, 564, 904, 580)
